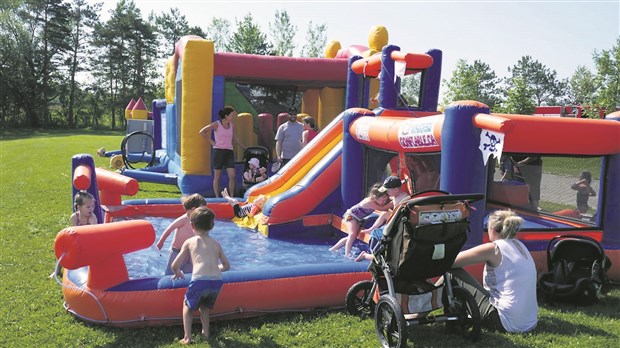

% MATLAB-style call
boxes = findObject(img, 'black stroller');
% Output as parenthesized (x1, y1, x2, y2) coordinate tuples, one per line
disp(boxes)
(241, 146, 270, 191)
(345, 191, 485, 348)
(537, 234, 611, 306)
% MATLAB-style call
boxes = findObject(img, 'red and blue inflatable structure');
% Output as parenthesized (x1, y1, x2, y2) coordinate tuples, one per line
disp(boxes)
(54, 30, 620, 327)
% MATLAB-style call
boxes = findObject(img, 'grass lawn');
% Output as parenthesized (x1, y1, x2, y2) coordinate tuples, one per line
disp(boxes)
(1, 129, 618, 347)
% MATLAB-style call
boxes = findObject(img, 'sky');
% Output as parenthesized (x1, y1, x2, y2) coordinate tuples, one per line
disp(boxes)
(96, 0, 619, 92)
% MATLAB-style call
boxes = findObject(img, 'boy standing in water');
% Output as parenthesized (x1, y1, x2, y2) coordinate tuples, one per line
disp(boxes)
(172, 206, 230, 344)
(156, 194, 206, 275)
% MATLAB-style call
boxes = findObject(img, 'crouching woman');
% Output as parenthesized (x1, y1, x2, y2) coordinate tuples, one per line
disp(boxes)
(448, 210, 538, 333)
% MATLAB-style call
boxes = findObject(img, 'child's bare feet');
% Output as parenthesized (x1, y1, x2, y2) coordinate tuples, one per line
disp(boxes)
(354, 251, 368, 262)
(179, 337, 191, 345)
(201, 330, 209, 338)
(328, 246, 338, 252)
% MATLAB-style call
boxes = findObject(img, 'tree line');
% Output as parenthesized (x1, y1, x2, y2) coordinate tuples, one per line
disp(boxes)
(1, 0, 618, 129)
(0, 0, 326, 129)
(440, 43, 619, 117)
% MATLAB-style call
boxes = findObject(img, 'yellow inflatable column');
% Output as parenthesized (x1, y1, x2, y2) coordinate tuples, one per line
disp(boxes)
(235, 112, 257, 161)
(181, 39, 214, 175)
(301, 89, 320, 125)
(164, 57, 175, 104)
(318, 87, 345, 127)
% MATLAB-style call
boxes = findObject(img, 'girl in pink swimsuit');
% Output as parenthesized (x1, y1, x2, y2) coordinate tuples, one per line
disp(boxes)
(329, 183, 391, 257)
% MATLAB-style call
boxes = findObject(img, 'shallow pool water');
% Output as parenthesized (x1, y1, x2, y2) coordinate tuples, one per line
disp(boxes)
(122, 217, 362, 278)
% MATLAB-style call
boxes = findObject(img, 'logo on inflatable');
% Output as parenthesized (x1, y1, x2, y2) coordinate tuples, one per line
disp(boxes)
(398, 119, 438, 148)
(355, 121, 371, 141)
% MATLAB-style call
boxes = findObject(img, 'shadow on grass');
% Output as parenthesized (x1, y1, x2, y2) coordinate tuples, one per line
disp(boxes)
(405, 322, 531, 348)
(535, 314, 616, 338)
(76, 310, 330, 348)
(539, 286, 620, 321)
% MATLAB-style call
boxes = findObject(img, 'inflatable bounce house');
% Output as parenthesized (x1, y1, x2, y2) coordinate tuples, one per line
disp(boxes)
(117, 32, 355, 194)
(54, 26, 620, 326)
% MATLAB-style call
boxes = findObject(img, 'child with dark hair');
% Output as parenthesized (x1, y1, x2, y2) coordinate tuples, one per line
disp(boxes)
(301, 115, 319, 147)
(156, 193, 207, 275)
(71, 191, 98, 226)
(172, 206, 230, 344)
(571, 170, 596, 214)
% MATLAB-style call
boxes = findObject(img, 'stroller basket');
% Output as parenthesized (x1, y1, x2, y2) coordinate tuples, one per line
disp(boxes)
(372, 192, 483, 283)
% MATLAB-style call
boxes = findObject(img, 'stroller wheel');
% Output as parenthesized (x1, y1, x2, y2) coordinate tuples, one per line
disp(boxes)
(446, 287, 481, 341)
(375, 295, 407, 348)
(346, 280, 375, 318)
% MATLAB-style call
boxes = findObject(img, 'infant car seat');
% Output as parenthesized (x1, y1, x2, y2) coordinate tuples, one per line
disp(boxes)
(537, 234, 611, 306)
(242, 146, 270, 189)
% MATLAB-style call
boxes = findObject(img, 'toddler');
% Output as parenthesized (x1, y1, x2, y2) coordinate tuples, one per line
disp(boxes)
(71, 191, 98, 226)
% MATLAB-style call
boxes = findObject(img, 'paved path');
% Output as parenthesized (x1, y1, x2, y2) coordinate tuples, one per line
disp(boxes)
(493, 172, 600, 207)
(540, 172, 600, 207)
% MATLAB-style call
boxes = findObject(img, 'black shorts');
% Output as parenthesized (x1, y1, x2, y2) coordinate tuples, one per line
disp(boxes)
(213, 149, 234, 169)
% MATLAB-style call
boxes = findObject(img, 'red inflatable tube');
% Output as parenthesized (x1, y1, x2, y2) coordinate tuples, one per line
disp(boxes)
(54, 220, 154, 289)
(492, 114, 620, 154)
(95, 168, 139, 196)
(473, 113, 514, 134)
(73, 165, 92, 190)
(351, 51, 433, 77)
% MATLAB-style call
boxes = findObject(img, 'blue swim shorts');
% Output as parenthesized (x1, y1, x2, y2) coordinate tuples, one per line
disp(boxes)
(184, 277, 223, 311)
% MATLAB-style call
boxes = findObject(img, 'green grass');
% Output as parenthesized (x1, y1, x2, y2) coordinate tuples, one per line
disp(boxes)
(542, 157, 601, 179)
(1, 130, 619, 347)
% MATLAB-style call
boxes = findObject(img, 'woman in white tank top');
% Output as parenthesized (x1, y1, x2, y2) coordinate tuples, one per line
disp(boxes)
(448, 210, 538, 333)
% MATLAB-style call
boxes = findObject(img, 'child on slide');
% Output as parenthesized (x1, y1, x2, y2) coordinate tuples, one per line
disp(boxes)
(221, 188, 268, 218)
(329, 183, 391, 257)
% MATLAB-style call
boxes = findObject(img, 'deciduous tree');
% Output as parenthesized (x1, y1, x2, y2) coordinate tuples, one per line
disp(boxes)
(593, 37, 620, 113)
(498, 76, 535, 114)
(227, 13, 273, 55)
(442, 59, 501, 109)
(269, 9, 296, 57)
(507, 55, 565, 106)
(567, 66, 598, 106)
(205, 18, 231, 52)
(301, 21, 327, 58)
(65, 0, 100, 128)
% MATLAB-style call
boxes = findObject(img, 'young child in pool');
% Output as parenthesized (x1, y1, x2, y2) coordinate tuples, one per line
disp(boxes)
(221, 188, 267, 218)
(52, 191, 98, 278)
(156, 193, 207, 275)
(70, 191, 98, 226)
(172, 206, 230, 344)
(329, 183, 391, 257)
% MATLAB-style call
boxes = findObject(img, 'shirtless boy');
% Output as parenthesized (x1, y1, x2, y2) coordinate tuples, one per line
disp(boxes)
(171, 206, 230, 344)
